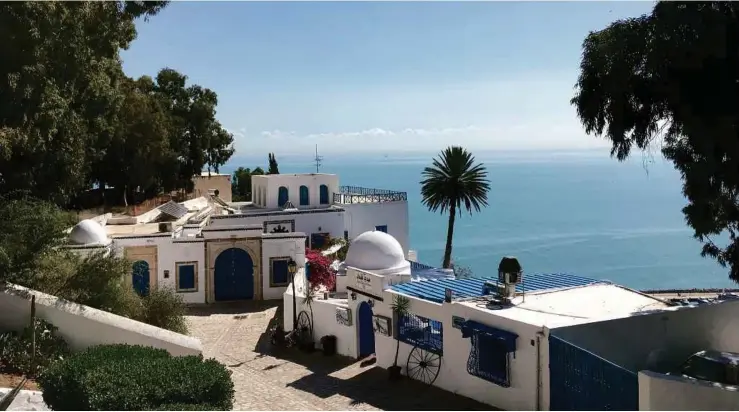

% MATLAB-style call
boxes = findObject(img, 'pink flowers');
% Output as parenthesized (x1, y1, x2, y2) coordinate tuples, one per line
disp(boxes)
(305, 248, 336, 292)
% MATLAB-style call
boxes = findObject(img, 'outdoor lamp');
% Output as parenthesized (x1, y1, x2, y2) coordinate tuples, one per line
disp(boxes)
(288, 258, 298, 330)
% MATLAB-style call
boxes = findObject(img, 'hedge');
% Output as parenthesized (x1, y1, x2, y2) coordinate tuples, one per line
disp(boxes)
(38, 344, 234, 411)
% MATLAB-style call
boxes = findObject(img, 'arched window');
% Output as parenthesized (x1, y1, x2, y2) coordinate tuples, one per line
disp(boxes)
(299, 185, 309, 206)
(278, 186, 288, 207)
(319, 184, 329, 205)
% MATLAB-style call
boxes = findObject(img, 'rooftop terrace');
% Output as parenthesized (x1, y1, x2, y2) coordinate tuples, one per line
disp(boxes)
(333, 186, 407, 204)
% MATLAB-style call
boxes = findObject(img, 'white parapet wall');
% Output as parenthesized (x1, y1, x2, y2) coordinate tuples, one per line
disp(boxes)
(639, 370, 739, 410)
(0, 284, 202, 357)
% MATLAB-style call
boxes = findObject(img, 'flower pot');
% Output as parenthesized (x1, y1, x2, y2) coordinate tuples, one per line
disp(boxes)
(388, 365, 402, 381)
(320, 335, 337, 356)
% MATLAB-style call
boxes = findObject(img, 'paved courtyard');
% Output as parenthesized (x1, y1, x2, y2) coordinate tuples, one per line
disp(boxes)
(186, 302, 492, 411)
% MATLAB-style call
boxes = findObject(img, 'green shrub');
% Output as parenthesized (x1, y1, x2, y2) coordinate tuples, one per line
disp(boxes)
(38, 344, 234, 411)
(153, 403, 223, 411)
(0, 319, 70, 377)
(136, 287, 188, 334)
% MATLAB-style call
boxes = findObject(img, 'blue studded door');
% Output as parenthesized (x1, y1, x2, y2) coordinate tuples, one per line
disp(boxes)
(131, 260, 150, 296)
(358, 301, 375, 358)
(214, 248, 254, 301)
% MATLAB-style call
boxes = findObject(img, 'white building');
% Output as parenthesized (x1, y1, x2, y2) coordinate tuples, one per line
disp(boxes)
(285, 231, 739, 411)
(61, 172, 411, 305)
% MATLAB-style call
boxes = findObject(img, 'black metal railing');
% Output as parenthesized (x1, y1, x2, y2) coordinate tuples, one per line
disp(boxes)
(397, 312, 443, 355)
(333, 186, 407, 204)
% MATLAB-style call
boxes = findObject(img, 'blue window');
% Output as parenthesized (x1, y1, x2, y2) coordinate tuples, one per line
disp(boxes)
(299, 185, 309, 206)
(311, 233, 328, 249)
(271, 258, 289, 286)
(278, 186, 288, 207)
(398, 312, 443, 355)
(375, 225, 387, 233)
(176, 262, 197, 292)
(343, 230, 349, 240)
(305, 262, 310, 281)
(462, 320, 517, 387)
(319, 184, 329, 204)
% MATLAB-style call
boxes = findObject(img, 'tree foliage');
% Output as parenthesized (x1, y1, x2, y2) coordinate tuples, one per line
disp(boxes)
(421, 146, 490, 269)
(571, 2, 739, 281)
(232, 166, 265, 202)
(268, 153, 280, 175)
(0, 1, 234, 207)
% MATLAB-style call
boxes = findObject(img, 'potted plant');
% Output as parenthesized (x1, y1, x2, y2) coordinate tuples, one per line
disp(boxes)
(300, 282, 317, 352)
(389, 294, 411, 381)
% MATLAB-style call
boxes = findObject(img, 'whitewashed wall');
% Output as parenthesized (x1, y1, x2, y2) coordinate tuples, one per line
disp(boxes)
(252, 174, 339, 209)
(371, 291, 541, 411)
(0, 285, 201, 356)
(342, 201, 409, 256)
(113, 235, 207, 304)
(553, 300, 739, 373)
(262, 236, 306, 300)
(639, 370, 739, 411)
(209, 210, 345, 244)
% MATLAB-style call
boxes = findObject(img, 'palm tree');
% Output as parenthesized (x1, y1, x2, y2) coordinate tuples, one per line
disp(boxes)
(421, 146, 490, 269)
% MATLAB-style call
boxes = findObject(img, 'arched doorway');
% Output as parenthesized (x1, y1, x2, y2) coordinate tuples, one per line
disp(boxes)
(132, 260, 150, 296)
(214, 247, 254, 301)
(358, 301, 375, 358)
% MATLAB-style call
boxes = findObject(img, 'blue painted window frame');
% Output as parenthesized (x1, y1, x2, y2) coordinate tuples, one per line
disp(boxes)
(375, 225, 387, 233)
(462, 320, 517, 387)
(278, 186, 289, 207)
(319, 184, 329, 204)
(397, 312, 443, 355)
(299, 185, 309, 206)
(270, 257, 290, 287)
(176, 262, 197, 292)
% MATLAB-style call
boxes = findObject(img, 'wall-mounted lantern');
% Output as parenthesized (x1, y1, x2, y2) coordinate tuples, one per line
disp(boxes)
(350, 291, 357, 301)
(368, 299, 374, 308)
(288, 258, 298, 330)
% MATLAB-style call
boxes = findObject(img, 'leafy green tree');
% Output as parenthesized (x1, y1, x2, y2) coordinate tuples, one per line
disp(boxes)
(268, 153, 280, 174)
(571, 2, 739, 281)
(0, 193, 76, 287)
(421, 146, 490, 269)
(232, 167, 252, 201)
(0, 1, 168, 205)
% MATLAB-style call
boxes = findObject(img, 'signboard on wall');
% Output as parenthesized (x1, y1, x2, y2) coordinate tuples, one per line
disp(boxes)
(348, 268, 386, 298)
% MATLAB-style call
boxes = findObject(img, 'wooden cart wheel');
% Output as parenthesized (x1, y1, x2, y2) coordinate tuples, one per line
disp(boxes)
(406, 345, 441, 385)
(296, 310, 313, 344)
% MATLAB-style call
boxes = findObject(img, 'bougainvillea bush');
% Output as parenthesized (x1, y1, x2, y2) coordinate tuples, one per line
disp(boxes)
(305, 248, 336, 291)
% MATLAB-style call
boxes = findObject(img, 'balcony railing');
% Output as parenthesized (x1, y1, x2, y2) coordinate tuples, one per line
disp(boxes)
(333, 186, 408, 204)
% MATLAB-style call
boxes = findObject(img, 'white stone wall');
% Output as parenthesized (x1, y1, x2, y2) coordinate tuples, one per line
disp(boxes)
(342, 201, 410, 256)
(638, 370, 739, 410)
(262, 236, 307, 300)
(0, 285, 201, 356)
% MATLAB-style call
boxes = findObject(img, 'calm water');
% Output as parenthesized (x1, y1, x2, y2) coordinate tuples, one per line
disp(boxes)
(223, 150, 735, 290)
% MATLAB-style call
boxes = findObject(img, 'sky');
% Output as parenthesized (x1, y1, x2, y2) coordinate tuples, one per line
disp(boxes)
(121, 1, 656, 156)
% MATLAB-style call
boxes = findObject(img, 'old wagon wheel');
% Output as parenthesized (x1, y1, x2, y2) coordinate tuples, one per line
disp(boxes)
(406, 345, 441, 385)
(296, 310, 313, 344)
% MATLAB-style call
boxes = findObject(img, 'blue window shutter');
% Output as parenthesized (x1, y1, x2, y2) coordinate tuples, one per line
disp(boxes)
(305, 262, 310, 280)
(272, 260, 289, 285)
(319, 185, 329, 204)
(178, 265, 196, 290)
(375, 225, 387, 233)
(300, 186, 309, 206)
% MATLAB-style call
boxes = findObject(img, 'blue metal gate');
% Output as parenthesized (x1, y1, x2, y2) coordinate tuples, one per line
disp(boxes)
(549, 335, 638, 411)
(131, 260, 150, 296)
(214, 248, 254, 301)
(358, 302, 375, 357)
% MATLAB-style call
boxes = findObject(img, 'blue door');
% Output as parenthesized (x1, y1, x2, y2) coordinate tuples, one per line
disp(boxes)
(358, 301, 375, 358)
(278, 186, 288, 207)
(132, 260, 150, 296)
(214, 248, 254, 301)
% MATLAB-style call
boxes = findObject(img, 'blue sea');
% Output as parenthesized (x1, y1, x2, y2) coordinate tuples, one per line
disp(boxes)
(223, 149, 735, 291)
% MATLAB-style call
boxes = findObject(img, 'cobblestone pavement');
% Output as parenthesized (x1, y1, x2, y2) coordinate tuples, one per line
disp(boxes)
(186, 302, 492, 411)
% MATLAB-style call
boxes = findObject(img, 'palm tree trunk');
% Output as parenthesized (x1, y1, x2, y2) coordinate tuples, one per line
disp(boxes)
(442, 203, 456, 268)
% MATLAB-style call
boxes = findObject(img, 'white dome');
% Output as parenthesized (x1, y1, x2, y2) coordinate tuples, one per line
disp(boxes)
(345, 230, 406, 271)
(69, 219, 108, 245)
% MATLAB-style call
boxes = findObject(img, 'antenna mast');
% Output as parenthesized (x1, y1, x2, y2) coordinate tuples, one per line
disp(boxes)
(314, 144, 323, 173)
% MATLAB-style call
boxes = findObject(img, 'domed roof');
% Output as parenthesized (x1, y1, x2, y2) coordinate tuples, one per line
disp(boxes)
(345, 230, 406, 271)
(69, 219, 109, 245)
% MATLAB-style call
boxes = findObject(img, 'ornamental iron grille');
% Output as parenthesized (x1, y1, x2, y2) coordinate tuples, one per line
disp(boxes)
(461, 320, 517, 388)
(549, 335, 638, 411)
(397, 312, 443, 355)
(333, 186, 408, 204)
